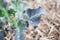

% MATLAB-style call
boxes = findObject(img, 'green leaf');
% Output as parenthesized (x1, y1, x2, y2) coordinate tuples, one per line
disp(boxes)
(0, 7, 10, 21)
(0, 9, 4, 17)
(7, 9, 16, 16)
(18, 21, 23, 30)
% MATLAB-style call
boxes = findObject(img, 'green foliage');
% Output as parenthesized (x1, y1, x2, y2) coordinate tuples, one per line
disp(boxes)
(0, 9, 4, 17)
(7, 9, 16, 16)
(18, 21, 23, 30)
(0, 0, 27, 30)
(0, 7, 10, 21)
(11, 0, 27, 29)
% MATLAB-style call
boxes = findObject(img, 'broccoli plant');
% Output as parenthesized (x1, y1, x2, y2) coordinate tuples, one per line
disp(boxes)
(0, 0, 47, 40)
(0, 0, 27, 40)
